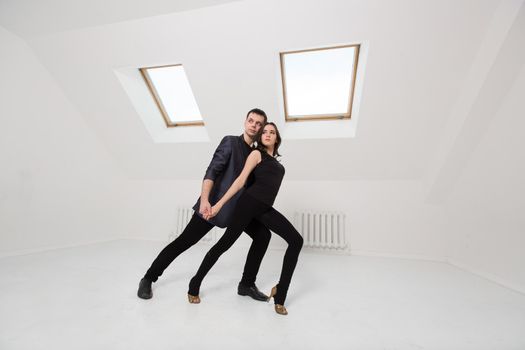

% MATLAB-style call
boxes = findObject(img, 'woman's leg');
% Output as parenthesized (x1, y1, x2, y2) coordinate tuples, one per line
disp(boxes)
(257, 208, 304, 305)
(188, 194, 268, 296)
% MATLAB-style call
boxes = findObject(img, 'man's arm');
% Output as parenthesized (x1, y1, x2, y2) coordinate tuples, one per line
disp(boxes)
(198, 179, 214, 216)
(203, 136, 232, 182)
(199, 136, 233, 216)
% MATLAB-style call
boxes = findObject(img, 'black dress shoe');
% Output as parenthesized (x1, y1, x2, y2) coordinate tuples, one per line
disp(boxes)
(237, 283, 269, 302)
(137, 278, 153, 299)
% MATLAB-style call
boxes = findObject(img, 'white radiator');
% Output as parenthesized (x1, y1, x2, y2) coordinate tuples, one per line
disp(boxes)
(169, 207, 216, 243)
(293, 211, 348, 251)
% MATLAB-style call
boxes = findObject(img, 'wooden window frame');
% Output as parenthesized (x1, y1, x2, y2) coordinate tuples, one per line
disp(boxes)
(279, 44, 360, 122)
(139, 64, 204, 128)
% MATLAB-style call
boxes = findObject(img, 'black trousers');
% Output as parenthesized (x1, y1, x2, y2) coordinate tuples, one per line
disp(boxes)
(189, 193, 303, 305)
(144, 212, 271, 287)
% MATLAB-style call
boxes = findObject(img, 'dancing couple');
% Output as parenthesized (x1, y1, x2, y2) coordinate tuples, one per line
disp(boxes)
(137, 108, 303, 315)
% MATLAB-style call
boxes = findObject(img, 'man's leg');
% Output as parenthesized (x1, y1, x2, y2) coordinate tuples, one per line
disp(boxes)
(138, 213, 214, 299)
(237, 220, 271, 301)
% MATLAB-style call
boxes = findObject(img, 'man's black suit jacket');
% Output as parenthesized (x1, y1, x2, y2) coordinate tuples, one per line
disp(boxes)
(193, 135, 252, 228)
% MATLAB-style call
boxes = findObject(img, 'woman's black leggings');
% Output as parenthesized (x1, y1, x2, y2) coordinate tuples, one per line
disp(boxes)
(189, 193, 303, 305)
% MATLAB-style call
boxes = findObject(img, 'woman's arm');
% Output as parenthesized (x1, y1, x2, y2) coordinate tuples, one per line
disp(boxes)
(205, 150, 261, 220)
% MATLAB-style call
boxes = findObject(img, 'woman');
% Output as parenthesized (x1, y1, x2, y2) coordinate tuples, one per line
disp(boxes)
(187, 122, 303, 315)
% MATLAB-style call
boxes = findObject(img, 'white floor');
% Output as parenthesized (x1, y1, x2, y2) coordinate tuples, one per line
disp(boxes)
(1, 239, 524, 350)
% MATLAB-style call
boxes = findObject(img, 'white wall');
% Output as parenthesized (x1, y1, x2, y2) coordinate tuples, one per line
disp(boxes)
(0, 26, 128, 255)
(118, 179, 202, 241)
(443, 65, 525, 292)
(122, 177, 447, 262)
(276, 180, 447, 258)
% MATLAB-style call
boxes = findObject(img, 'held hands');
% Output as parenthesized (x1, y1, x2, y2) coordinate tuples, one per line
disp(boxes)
(199, 200, 212, 218)
(203, 204, 222, 221)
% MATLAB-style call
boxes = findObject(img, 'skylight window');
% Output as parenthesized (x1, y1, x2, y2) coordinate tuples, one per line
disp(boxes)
(139, 64, 203, 127)
(280, 44, 360, 122)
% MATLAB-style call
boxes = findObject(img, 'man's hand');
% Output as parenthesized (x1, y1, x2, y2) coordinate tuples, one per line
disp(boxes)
(199, 200, 211, 218)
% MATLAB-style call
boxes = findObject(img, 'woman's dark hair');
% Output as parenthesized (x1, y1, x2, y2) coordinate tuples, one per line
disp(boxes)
(255, 122, 282, 158)
(246, 108, 268, 124)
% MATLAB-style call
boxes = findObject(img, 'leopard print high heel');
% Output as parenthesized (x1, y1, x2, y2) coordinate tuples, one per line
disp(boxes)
(269, 286, 288, 315)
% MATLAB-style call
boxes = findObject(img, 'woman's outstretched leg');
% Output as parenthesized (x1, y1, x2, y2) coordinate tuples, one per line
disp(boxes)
(187, 226, 245, 296)
(188, 193, 269, 297)
(258, 208, 303, 306)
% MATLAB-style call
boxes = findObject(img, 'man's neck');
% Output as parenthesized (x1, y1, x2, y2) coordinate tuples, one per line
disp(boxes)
(242, 133, 253, 146)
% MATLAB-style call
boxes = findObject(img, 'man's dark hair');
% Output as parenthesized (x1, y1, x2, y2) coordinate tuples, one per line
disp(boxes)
(246, 108, 268, 124)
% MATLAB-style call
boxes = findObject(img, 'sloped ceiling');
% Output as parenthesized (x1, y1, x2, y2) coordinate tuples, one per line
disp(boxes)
(0, 0, 242, 37)
(1, 0, 519, 183)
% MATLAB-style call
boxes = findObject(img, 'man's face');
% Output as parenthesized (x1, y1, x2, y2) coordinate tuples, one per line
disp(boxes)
(244, 112, 265, 139)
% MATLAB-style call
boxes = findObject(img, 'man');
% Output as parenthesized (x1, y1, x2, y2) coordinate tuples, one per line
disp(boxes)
(137, 108, 271, 302)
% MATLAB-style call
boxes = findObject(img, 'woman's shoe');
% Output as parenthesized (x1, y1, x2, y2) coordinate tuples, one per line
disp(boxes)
(187, 293, 201, 304)
(274, 304, 288, 315)
(269, 285, 288, 315)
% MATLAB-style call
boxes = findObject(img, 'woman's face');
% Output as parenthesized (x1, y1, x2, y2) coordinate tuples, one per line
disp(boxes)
(261, 124, 277, 147)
